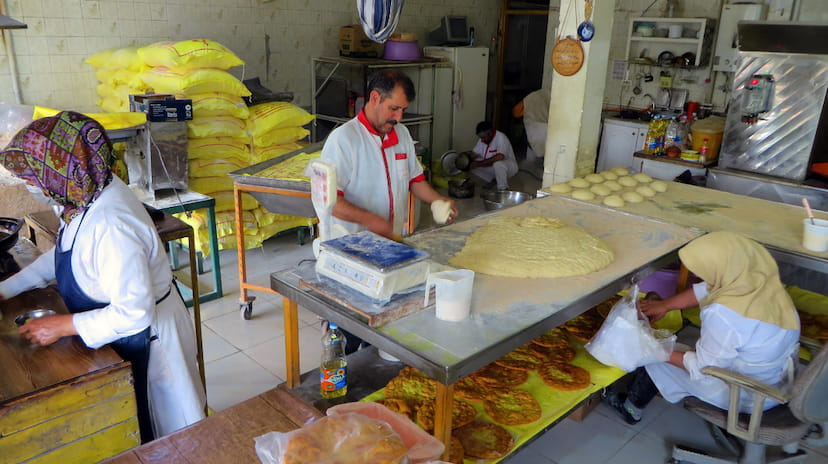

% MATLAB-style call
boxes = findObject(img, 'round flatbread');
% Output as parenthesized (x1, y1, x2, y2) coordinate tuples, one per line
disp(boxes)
(538, 362, 591, 391)
(482, 389, 542, 425)
(650, 180, 668, 192)
(494, 345, 543, 371)
(622, 191, 644, 203)
(447, 436, 465, 464)
(376, 398, 414, 419)
(384, 371, 437, 405)
(455, 422, 514, 459)
(636, 185, 656, 197)
(632, 173, 653, 183)
(590, 184, 612, 196)
(572, 189, 596, 201)
(618, 176, 638, 187)
(548, 182, 573, 194)
(585, 173, 604, 184)
(569, 177, 590, 188)
(561, 310, 605, 341)
(470, 363, 529, 388)
(603, 194, 625, 207)
(603, 180, 622, 191)
(531, 327, 570, 348)
(610, 167, 629, 176)
(529, 341, 577, 363)
(600, 171, 618, 180)
(454, 376, 487, 402)
(415, 399, 477, 432)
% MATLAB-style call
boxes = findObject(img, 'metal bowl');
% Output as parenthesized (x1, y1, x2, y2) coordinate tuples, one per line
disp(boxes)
(448, 178, 475, 199)
(0, 217, 21, 253)
(481, 191, 533, 211)
(14, 309, 57, 327)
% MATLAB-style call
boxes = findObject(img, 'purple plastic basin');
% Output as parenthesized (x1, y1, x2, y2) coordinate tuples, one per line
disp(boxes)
(383, 41, 421, 61)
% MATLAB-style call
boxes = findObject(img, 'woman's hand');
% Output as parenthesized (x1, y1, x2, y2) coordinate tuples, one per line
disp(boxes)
(18, 314, 75, 346)
(638, 298, 671, 322)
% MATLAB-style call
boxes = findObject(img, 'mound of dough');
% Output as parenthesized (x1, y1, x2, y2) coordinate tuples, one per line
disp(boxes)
(569, 178, 590, 188)
(572, 189, 596, 201)
(585, 173, 604, 184)
(618, 176, 638, 187)
(449, 216, 615, 278)
(650, 180, 668, 192)
(610, 167, 629, 176)
(603, 180, 622, 191)
(589, 184, 612, 196)
(603, 195, 625, 207)
(600, 171, 618, 180)
(431, 199, 453, 224)
(622, 191, 644, 203)
(548, 183, 573, 194)
(636, 185, 656, 197)
(632, 173, 653, 183)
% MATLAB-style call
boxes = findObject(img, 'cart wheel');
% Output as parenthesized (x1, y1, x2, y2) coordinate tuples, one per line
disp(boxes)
(240, 301, 253, 320)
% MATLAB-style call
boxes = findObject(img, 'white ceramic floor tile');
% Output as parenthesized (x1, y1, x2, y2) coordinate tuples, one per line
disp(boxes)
(204, 297, 286, 350)
(506, 443, 558, 464)
(609, 426, 679, 463)
(200, 325, 239, 363)
(593, 393, 671, 431)
(523, 413, 637, 463)
(205, 351, 280, 412)
(244, 324, 325, 381)
(637, 398, 731, 457)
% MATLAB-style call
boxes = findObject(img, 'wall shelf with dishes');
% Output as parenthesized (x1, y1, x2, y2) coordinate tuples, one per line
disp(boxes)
(625, 17, 715, 68)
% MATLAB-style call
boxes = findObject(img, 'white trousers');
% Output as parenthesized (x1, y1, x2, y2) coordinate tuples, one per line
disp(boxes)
(472, 160, 518, 190)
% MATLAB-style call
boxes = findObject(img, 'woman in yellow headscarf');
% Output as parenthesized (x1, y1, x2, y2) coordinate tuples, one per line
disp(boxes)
(605, 231, 800, 424)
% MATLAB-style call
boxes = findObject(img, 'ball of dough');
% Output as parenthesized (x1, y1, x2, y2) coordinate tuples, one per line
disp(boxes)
(636, 185, 656, 197)
(571, 189, 596, 201)
(589, 184, 612, 196)
(585, 173, 604, 184)
(603, 195, 625, 207)
(632, 173, 653, 183)
(618, 176, 638, 187)
(569, 178, 590, 188)
(600, 171, 618, 181)
(610, 167, 629, 176)
(548, 183, 573, 194)
(622, 191, 644, 203)
(603, 180, 622, 191)
(650, 180, 668, 192)
(431, 199, 453, 224)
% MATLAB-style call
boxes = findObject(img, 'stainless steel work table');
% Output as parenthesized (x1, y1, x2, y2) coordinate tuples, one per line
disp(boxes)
(271, 195, 703, 452)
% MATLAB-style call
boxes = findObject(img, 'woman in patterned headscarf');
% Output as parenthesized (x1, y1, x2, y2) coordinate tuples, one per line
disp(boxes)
(604, 231, 800, 425)
(0, 112, 205, 442)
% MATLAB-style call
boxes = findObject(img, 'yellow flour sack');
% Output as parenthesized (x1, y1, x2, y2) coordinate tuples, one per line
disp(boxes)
(139, 67, 251, 96)
(33, 107, 147, 130)
(188, 137, 251, 164)
(189, 176, 235, 195)
(252, 126, 309, 147)
(212, 191, 259, 211)
(108, 47, 145, 71)
(249, 102, 314, 134)
(189, 156, 246, 178)
(250, 142, 306, 165)
(86, 49, 115, 69)
(258, 216, 314, 242)
(138, 39, 245, 70)
(187, 116, 249, 140)
(188, 92, 250, 119)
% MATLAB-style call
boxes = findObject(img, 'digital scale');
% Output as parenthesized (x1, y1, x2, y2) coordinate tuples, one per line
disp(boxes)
(315, 231, 431, 303)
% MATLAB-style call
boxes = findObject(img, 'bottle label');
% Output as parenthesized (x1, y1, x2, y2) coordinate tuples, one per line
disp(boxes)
(320, 364, 347, 392)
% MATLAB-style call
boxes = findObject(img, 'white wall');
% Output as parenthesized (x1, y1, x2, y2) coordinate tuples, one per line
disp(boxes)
(0, 0, 500, 112)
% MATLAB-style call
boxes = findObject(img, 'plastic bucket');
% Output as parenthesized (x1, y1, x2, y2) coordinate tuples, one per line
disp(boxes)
(690, 129, 723, 161)
(638, 269, 680, 299)
(803, 218, 828, 252)
(424, 269, 474, 321)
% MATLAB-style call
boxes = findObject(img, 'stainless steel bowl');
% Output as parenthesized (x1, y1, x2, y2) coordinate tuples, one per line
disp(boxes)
(14, 309, 57, 327)
(481, 190, 533, 211)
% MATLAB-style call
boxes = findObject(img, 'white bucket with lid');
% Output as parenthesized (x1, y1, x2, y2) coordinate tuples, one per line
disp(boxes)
(424, 269, 475, 321)
(803, 218, 828, 252)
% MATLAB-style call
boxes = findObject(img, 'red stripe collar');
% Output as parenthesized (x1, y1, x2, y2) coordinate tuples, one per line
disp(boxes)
(357, 109, 398, 149)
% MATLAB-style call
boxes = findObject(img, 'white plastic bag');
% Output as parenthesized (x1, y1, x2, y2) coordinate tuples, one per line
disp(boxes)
(585, 286, 676, 372)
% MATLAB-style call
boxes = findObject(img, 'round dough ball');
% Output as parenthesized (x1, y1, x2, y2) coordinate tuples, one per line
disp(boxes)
(585, 173, 604, 184)
(572, 189, 596, 201)
(622, 191, 644, 203)
(431, 199, 453, 224)
(618, 176, 638, 187)
(636, 185, 656, 197)
(632, 173, 653, 183)
(610, 167, 629, 176)
(548, 183, 573, 194)
(569, 178, 590, 188)
(603, 195, 625, 208)
(603, 180, 622, 191)
(589, 184, 612, 196)
(600, 171, 618, 181)
(650, 180, 668, 193)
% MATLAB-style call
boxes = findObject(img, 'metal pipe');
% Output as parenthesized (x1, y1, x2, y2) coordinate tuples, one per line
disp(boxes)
(0, 0, 24, 104)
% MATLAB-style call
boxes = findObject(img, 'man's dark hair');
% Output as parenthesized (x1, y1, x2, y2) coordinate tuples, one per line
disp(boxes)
(476, 120, 493, 135)
(367, 69, 416, 102)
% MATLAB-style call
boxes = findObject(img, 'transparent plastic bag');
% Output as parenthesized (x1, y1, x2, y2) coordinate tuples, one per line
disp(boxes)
(585, 285, 676, 372)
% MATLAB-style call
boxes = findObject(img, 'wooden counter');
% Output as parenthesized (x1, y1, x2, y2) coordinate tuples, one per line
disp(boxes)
(0, 286, 139, 463)
(102, 386, 323, 464)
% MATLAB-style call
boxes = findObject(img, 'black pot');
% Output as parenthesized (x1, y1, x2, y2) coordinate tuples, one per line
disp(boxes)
(0, 217, 21, 253)
(448, 178, 475, 199)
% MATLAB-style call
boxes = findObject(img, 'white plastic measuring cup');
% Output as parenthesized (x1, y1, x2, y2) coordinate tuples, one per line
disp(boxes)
(803, 218, 828, 252)
(423, 269, 475, 321)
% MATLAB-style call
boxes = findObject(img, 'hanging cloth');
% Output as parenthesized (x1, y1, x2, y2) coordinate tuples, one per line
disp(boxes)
(357, 0, 405, 42)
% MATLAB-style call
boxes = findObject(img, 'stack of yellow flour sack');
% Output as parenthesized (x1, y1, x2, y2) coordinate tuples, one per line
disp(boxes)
(85, 39, 316, 254)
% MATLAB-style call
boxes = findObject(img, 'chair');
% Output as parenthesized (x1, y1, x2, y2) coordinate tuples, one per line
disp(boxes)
(671, 338, 828, 464)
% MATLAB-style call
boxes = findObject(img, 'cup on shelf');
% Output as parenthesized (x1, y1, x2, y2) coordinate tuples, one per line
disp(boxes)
(668, 25, 683, 38)
(802, 218, 828, 252)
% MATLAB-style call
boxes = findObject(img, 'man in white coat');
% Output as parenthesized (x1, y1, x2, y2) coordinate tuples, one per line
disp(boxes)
(469, 121, 518, 191)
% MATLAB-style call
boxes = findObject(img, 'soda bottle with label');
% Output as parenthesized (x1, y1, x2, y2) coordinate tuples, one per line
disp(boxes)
(320, 322, 347, 399)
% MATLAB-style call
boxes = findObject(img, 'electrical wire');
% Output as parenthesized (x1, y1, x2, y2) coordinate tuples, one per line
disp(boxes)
(148, 130, 190, 218)
(641, 0, 659, 17)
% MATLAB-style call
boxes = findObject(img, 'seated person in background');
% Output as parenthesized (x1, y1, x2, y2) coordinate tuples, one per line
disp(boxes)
(469, 121, 518, 191)
(605, 231, 800, 425)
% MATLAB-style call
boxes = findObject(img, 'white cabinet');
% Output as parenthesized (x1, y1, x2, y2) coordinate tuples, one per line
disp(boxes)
(632, 154, 707, 180)
(625, 17, 715, 67)
(597, 118, 648, 173)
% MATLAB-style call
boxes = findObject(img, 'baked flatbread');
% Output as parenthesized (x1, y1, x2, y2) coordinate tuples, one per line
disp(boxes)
(470, 363, 529, 389)
(538, 361, 591, 391)
(494, 344, 543, 371)
(482, 389, 542, 425)
(415, 399, 477, 432)
(455, 421, 514, 459)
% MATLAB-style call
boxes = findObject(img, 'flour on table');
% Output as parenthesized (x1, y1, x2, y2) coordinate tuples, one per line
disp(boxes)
(449, 216, 615, 278)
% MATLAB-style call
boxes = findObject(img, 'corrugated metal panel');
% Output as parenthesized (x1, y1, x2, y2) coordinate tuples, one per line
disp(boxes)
(720, 53, 828, 181)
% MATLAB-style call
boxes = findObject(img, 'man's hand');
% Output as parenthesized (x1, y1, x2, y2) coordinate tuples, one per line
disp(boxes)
(470, 153, 505, 169)
(18, 314, 75, 346)
(638, 298, 671, 322)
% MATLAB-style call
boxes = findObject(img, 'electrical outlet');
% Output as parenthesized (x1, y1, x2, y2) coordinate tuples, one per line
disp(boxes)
(660, 75, 673, 87)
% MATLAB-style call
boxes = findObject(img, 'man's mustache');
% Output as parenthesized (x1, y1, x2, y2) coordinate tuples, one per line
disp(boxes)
(386, 119, 398, 126)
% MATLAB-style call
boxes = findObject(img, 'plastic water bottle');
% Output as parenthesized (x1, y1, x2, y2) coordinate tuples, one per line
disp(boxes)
(700, 138, 710, 164)
(320, 322, 347, 399)
(665, 116, 679, 150)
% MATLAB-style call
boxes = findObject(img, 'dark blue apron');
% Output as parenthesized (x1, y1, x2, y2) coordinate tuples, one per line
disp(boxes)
(55, 211, 155, 443)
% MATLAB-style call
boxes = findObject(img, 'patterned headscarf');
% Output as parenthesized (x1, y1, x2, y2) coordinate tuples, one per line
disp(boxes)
(0, 111, 114, 223)
(679, 231, 799, 331)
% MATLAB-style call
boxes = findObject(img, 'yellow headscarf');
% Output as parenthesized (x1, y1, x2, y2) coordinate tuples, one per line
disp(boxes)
(678, 231, 799, 331)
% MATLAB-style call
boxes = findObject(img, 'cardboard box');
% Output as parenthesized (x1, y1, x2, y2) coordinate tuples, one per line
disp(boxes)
(129, 94, 193, 122)
(569, 391, 602, 422)
(339, 25, 381, 58)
